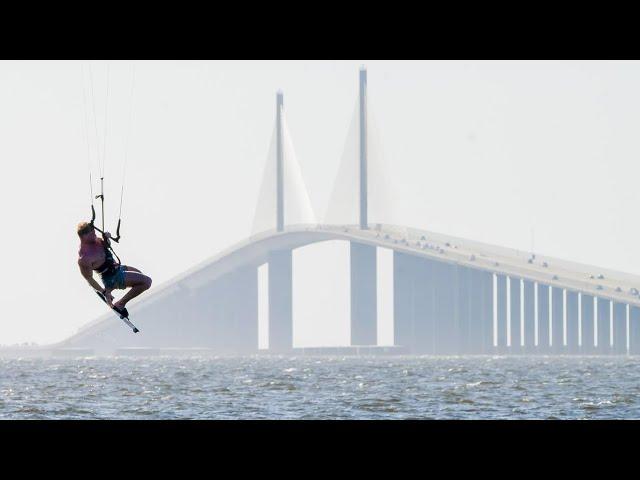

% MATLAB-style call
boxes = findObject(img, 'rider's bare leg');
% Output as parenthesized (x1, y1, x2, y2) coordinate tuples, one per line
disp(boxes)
(113, 271, 152, 309)
(123, 265, 141, 273)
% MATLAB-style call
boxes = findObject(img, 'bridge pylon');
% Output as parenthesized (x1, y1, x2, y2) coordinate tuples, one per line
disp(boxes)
(251, 91, 316, 236)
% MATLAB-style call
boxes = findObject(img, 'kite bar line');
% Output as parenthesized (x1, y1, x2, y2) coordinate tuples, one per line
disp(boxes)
(85, 61, 134, 245)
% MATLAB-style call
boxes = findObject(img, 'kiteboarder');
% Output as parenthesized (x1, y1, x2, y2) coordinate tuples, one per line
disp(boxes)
(77, 221, 152, 318)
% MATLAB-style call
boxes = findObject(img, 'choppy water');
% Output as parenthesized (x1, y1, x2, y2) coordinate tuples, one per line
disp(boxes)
(1, 355, 640, 419)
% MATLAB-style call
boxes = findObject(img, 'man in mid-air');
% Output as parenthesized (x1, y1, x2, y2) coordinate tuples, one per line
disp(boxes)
(77, 221, 152, 317)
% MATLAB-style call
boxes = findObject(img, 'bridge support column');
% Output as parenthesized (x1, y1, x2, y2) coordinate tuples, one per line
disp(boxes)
(509, 277, 521, 353)
(393, 252, 436, 353)
(496, 275, 507, 353)
(566, 291, 579, 354)
(481, 271, 494, 353)
(350, 242, 377, 346)
(457, 266, 470, 354)
(523, 280, 535, 353)
(537, 284, 550, 354)
(394, 251, 414, 352)
(413, 257, 436, 354)
(268, 249, 293, 352)
(137, 282, 224, 351)
(612, 302, 627, 355)
(551, 287, 564, 354)
(468, 269, 493, 354)
(434, 261, 458, 354)
(581, 294, 595, 354)
(467, 269, 484, 354)
(203, 267, 259, 353)
(630, 306, 640, 355)
(224, 266, 259, 353)
(395, 258, 491, 355)
(596, 297, 611, 355)
(227, 267, 258, 353)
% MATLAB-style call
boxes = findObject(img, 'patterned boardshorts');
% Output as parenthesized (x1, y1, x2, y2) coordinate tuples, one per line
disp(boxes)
(100, 265, 127, 290)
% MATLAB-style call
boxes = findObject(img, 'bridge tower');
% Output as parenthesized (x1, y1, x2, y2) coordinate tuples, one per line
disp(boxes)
(359, 66, 368, 231)
(351, 66, 378, 346)
(269, 91, 293, 351)
(276, 90, 284, 232)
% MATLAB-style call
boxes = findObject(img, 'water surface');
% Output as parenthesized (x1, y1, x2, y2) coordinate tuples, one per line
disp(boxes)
(1, 355, 639, 419)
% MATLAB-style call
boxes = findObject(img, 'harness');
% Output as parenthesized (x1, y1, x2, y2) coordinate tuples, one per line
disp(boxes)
(95, 242, 121, 276)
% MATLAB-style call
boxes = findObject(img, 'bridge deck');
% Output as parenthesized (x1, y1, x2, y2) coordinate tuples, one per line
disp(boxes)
(60, 223, 640, 347)
(335, 223, 640, 307)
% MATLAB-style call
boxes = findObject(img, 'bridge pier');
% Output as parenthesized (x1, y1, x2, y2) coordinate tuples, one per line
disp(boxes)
(537, 284, 550, 353)
(482, 272, 494, 353)
(566, 291, 579, 354)
(551, 287, 564, 354)
(268, 249, 293, 352)
(467, 269, 483, 354)
(596, 297, 611, 355)
(236, 267, 259, 352)
(393, 252, 437, 353)
(434, 261, 458, 354)
(171, 268, 259, 353)
(581, 294, 595, 354)
(467, 268, 493, 353)
(509, 276, 521, 353)
(121, 286, 193, 350)
(393, 251, 415, 352)
(393, 251, 412, 351)
(218, 267, 259, 353)
(413, 257, 436, 354)
(523, 280, 535, 353)
(395, 255, 473, 355)
(630, 306, 640, 355)
(496, 275, 507, 353)
(350, 242, 377, 346)
(457, 266, 471, 354)
(612, 302, 627, 355)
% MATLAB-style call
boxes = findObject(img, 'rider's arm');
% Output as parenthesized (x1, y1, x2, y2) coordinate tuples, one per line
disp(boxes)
(78, 260, 104, 292)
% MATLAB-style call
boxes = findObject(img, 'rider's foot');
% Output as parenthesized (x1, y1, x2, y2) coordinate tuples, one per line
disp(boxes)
(112, 301, 129, 318)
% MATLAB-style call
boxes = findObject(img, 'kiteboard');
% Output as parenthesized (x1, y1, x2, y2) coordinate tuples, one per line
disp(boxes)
(95, 290, 140, 333)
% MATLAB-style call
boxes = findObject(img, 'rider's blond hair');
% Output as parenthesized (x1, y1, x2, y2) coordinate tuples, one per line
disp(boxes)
(77, 221, 94, 237)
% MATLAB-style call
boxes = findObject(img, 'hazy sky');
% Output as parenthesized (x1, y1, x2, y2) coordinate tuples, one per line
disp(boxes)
(2, 60, 640, 346)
